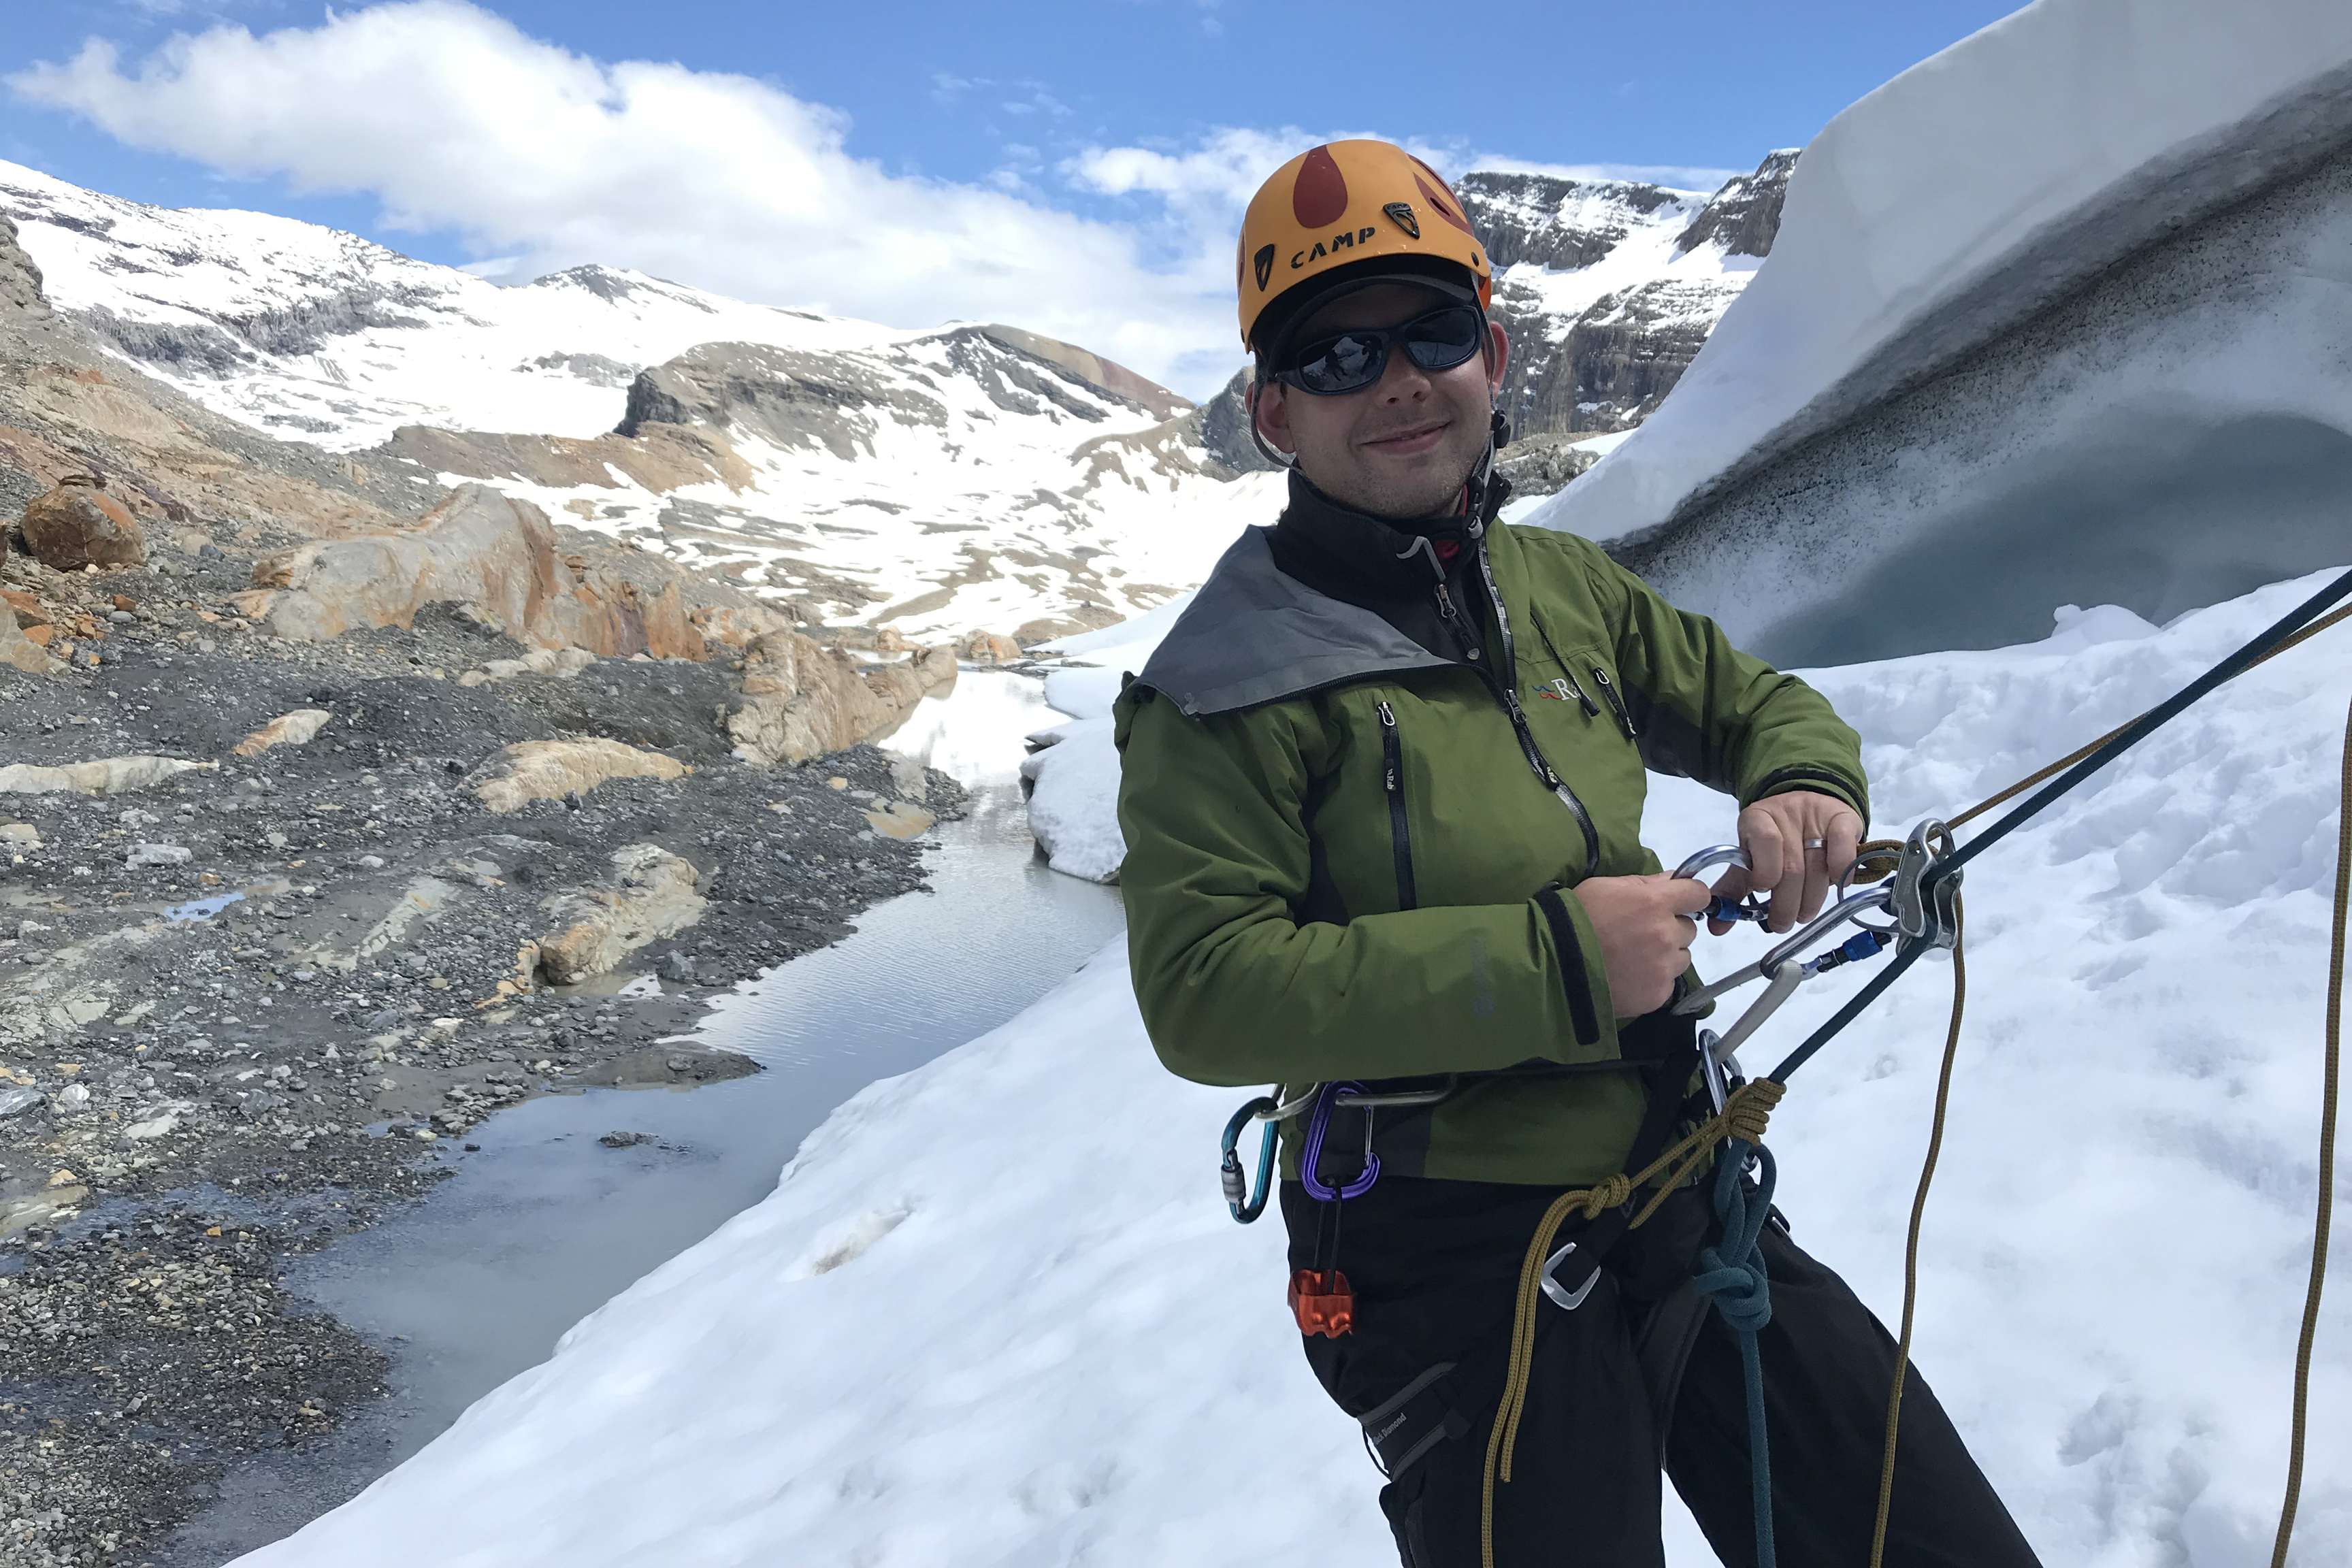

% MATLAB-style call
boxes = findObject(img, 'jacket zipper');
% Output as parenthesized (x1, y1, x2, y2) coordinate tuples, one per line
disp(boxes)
(1452, 528, 1604, 879)
(1590, 664, 1639, 740)
(1376, 700, 1418, 911)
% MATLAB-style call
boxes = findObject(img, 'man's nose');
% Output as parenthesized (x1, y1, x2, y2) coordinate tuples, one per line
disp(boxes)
(1375, 348, 1432, 402)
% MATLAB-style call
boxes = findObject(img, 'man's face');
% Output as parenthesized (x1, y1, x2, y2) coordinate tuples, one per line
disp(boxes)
(1253, 282, 1511, 520)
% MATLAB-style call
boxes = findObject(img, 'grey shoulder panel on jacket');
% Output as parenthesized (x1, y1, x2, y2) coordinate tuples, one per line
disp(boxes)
(1132, 527, 1450, 717)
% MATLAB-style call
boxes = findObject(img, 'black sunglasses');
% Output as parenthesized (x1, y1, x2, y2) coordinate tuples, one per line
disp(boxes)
(1273, 304, 1488, 396)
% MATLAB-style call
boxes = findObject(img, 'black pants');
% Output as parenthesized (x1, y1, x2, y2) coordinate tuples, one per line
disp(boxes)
(1284, 1176, 2043, 1567)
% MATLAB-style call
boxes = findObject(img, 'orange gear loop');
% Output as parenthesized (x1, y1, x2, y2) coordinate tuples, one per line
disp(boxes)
(1235, 140, 1493, 350)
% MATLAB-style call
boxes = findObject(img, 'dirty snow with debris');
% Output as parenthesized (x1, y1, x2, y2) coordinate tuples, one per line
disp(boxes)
(233, 561, 2349, 1566)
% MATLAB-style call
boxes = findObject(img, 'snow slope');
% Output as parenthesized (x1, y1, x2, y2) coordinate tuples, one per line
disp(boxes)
(233, 566, 2350, 1567)
(1532, 0, 2352, 547)
(0, 157, 906, 446)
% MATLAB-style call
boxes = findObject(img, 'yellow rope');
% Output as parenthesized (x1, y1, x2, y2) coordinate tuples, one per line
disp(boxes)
(1479, 1079, 1785, 1568)
(1868, 898, 1966, 1567)
(2268, 696, 2347, 1568)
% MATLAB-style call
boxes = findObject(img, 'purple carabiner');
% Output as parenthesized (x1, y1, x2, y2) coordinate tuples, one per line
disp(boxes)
(1301, 1081, 1381, 1201)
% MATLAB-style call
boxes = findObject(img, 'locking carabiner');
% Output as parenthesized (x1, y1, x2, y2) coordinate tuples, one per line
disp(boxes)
(1218, 1096, 1281, 1224)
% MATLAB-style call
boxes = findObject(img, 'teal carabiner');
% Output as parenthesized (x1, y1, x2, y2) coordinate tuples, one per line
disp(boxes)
(1219, 1096, 1281, 1223)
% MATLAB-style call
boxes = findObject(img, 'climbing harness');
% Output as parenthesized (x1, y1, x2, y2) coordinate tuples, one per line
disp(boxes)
(1205, 562, 2352, 1568)
(1235, 1079, 1456, 1336)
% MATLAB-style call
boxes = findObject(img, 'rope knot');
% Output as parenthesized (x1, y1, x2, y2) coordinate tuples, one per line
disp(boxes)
(1573, 1173, 1633, 1220)
(1722, 1078, 1784, 1146)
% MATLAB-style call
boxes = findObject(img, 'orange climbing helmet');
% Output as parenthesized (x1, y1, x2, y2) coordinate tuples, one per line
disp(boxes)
(1235, 139, 1493, 352)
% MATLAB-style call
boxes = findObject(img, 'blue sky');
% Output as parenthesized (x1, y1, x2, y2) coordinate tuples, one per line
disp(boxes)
(0, 0, 2026, 393)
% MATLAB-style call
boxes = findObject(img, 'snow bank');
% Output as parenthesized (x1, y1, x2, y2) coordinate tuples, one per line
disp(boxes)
(240, 566, 2349, 1567)
(1531, 0, 2352, 548)
(1019, 604, 1194, 883)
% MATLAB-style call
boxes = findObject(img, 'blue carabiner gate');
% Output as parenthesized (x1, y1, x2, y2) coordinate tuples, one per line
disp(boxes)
(1219, 1096, 1281, 1223)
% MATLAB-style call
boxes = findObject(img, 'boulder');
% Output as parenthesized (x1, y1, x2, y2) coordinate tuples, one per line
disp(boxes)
(471, 738, 691, 813)
(246, 484, 770, 659)
(18, 476, 145, 571)
(955, 630, 1025, 665)
(231, 708, 334, 757)
(725, 634, 958, 767)
(456, 647, 597, 688)
(0, 756, 213, 796)
(863, 801, 937, 840)
(535, 845, 707, 986)
(0, 610, 48, 675)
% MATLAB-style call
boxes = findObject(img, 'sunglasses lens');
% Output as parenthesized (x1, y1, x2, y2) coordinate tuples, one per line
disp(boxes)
(1290, 329, 1387, 395)
(1282, 305, 1484, 395)
(1401, 306, 1484, 372)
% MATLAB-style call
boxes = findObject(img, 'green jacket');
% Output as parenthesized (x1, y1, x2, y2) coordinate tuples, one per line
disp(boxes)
(1113, 500, 1868, 1186)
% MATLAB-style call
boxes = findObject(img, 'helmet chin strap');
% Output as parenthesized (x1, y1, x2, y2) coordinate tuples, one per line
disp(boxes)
(1462, 406, 1512, 527)
(1244, 380, 1299, 471)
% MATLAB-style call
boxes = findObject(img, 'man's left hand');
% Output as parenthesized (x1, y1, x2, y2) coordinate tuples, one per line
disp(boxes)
(1707, 790, 1865, 936)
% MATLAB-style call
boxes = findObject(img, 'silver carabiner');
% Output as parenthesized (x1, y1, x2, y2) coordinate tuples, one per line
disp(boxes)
(1540, 1238, 1599, 1310)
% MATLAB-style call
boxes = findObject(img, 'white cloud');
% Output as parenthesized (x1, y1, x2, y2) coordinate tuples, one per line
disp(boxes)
(7, 1, 1244, 393)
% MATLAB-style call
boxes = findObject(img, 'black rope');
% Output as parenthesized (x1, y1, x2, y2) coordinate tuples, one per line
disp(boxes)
(1770, 941, 1928, 1083)
(1769, 561, 2352, 1084)
(1947, 564, 2352, 877)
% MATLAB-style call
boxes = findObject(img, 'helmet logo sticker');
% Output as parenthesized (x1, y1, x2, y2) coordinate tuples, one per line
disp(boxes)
(1254, 244, 1277, 292)
(1292, 144, 1350, 228)
(1382, 201, 1420, 240)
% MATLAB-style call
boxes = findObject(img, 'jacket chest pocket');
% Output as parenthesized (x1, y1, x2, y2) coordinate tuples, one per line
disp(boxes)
(1521, 613, 1637, 744)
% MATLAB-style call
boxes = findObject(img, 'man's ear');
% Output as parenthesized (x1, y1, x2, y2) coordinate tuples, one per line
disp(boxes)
(1483, 318, 1512, 397)
(1250, 379, 1298, 458)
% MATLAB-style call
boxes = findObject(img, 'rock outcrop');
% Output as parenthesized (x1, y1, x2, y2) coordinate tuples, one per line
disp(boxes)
(471, 738, 691, 814)
(246, 484, 776, 659)
(1673, 151, 1799, 260)
(726, 633, 957, 766)
(955, 630, 1024, 664)
(0, 756, 214, 796)
(231, 709, 334, 757)
(18, 476, 146, 570)
(534, 844, 708, 986)
(0, 604, 48, 673)
(0, 212, 47, 321)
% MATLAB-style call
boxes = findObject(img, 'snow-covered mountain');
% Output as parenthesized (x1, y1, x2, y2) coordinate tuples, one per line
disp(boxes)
(0, 147, 1791, 644)
(0, 156, 1274, 646)
(0, 157, 949, 444)
(1458, 154, 1791, 487)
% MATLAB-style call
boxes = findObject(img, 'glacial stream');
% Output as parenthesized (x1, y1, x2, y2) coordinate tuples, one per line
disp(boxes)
(161, 687, 1126, 1563)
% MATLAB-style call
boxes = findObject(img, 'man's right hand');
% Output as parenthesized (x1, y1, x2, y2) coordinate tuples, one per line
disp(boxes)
(1569, 874, 1711, 1019)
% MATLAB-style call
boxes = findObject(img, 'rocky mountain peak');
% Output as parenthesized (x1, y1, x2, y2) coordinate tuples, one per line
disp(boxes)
(1456, 172, 1693, 270)
(0, 212, 50, 320)
(1673, 150, 1799, 258)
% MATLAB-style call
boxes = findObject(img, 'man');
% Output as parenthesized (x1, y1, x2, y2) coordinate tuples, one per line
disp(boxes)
(1113, 140, 2040, 1567)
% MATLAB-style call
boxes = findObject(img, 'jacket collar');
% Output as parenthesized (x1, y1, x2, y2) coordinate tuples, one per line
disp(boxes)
(1269, 468, 1512, 597)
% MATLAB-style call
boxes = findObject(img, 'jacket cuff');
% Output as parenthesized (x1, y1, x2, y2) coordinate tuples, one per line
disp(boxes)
(1532, 884, 1620, 1063)
(1741, 763, 1870, 828)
